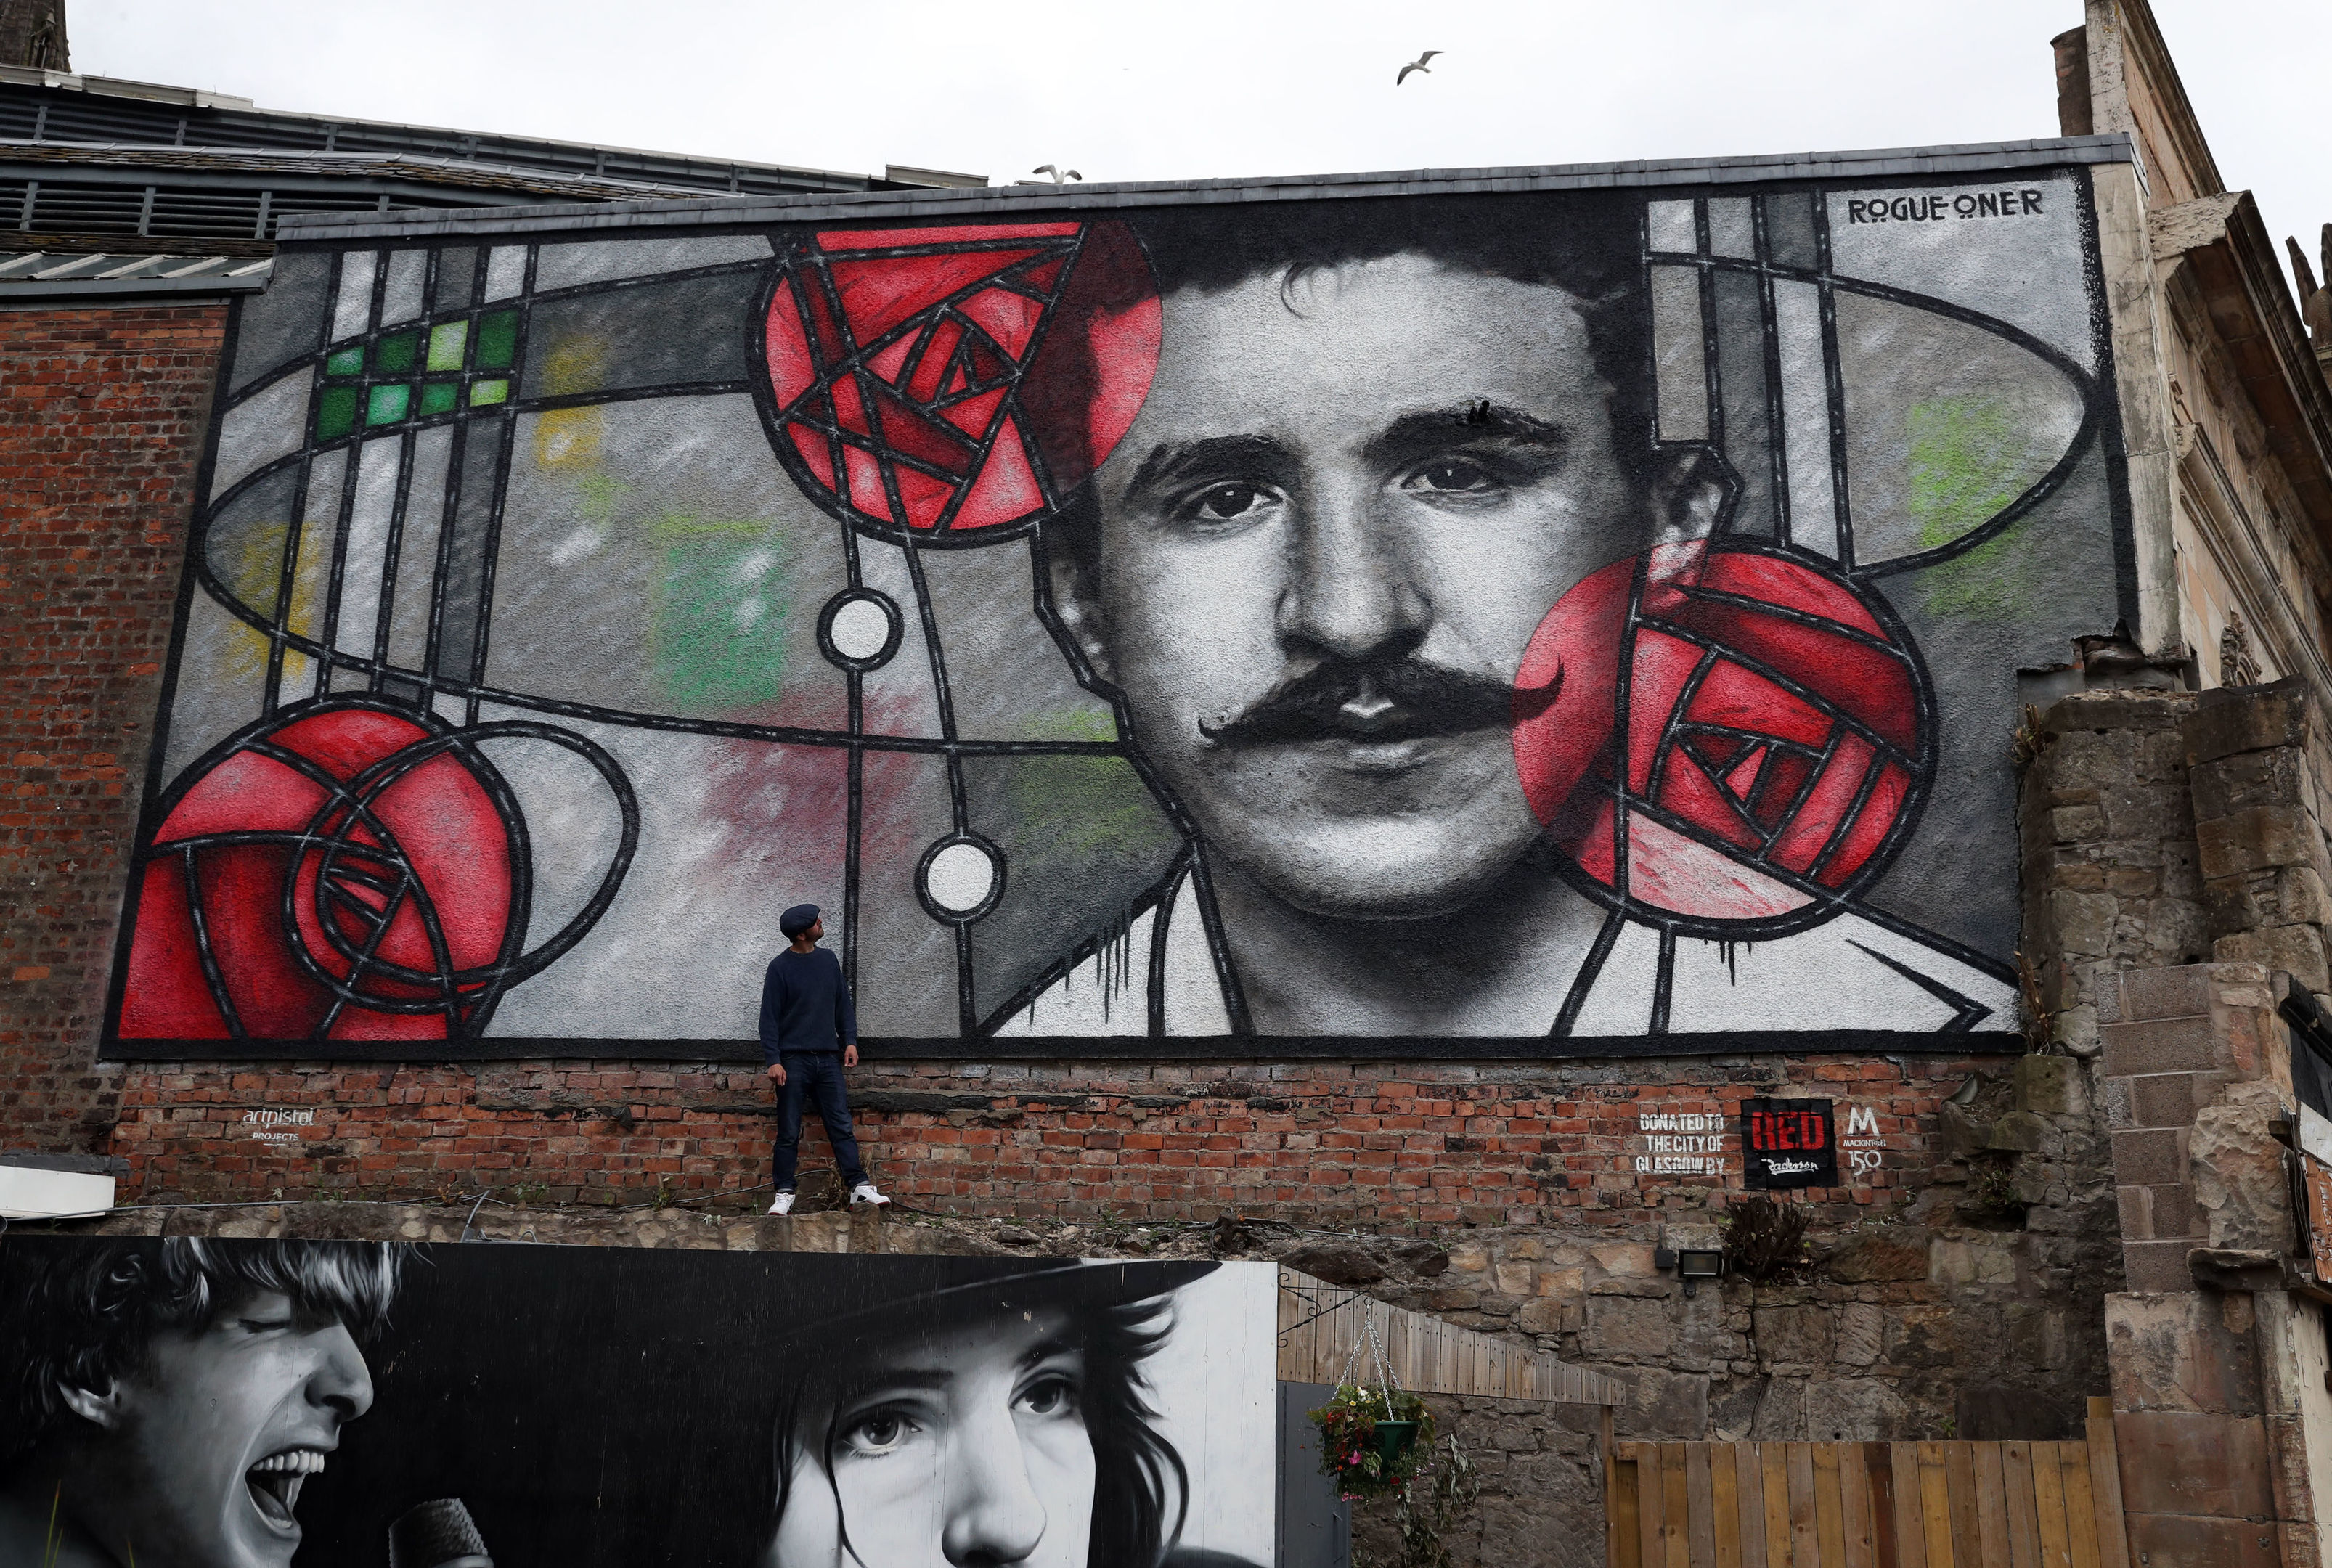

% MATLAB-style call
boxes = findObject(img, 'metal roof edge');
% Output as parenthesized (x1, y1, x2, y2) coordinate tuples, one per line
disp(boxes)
(0, 65, 878, 191)
(272, 134, 2137, 242)
(0, 272, 271, 298)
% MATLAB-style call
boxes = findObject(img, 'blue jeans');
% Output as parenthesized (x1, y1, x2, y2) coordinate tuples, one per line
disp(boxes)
(772, 1051, 867, 1191)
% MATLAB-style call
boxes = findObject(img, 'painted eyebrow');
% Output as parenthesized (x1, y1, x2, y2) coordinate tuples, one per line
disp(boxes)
(842, 1334, 1077, 1396)
(1123, 433, 1300, 502)
(1360, 404, 1573, 470)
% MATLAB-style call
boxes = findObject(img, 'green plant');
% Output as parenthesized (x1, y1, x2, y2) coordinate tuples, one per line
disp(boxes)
(1364, 1434, 1480, 1568)
(1963, 1162, 2030, 1224)
(1310, 1384, 1435, 1499)
(1721, 1196, 1811, 1283)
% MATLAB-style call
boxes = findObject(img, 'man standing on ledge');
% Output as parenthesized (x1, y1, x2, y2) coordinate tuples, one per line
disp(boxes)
(762, 904, 889, 1215)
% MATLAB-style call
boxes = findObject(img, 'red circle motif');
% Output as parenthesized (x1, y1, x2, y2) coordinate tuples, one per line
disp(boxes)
(1512, 543, 1926, 928)
(764, 221, 1162, 535)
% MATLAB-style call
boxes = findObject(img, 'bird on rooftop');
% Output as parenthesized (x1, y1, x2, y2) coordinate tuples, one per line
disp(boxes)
(1397, 50, 1441, 86)
(1032, 164, 1083, 184)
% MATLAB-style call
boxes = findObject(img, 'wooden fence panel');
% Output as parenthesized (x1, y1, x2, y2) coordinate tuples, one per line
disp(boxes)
(1607, 1426, 2129, 1568)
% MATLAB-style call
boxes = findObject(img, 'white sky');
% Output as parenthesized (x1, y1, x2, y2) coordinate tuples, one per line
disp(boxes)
(64, 0, 2332, 303)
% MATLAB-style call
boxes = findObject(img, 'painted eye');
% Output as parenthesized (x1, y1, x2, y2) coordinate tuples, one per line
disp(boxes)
(1408, 460, 1498, 494)
(845, 1412, 916, 1455)
(1018, 1375, 1080, 1418)
(1187, 482, 1272, 522)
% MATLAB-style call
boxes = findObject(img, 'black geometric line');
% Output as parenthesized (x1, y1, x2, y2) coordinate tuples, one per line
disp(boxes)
(1550, 905, 1626, 1040)
(1650, 927, 1676, 1036)
(179, 846, 245, 1040)
(1846, 941, 1991, 1031)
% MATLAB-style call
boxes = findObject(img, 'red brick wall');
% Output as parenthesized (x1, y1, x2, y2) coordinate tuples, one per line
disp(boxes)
(0, 302, 226, 1153)
(111, 1053, 1963, 1222)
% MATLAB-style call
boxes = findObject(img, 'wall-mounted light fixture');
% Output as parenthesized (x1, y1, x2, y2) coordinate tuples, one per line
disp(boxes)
(1675, 1249, 1725, 1297)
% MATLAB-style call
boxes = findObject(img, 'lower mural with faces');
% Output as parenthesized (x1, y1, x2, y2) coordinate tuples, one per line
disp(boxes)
(110, 155, 2132, 1053)
(0, 1238, 1278, 1568)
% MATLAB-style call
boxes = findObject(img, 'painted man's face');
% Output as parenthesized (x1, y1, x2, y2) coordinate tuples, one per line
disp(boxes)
(767, 1307, 1096, 1568)
(1055, 254, 1668, 920)
(97, 1290, 375, 1568)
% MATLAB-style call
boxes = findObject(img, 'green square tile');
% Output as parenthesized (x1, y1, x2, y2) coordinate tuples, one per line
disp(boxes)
(366, 383, 412, 425)
(374, 330, 420, 375)
(325, 346, 364, 377)
(316, 385, 360, 440)
(468, 378, 509, 407)
(427, 320, 468, 372)
(418, 381, 460, 416)
(476, 310, 519, 371)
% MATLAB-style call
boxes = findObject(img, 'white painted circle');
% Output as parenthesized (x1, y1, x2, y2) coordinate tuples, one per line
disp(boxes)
(922, 841, 998, 916)
(827, 595, 894, 663)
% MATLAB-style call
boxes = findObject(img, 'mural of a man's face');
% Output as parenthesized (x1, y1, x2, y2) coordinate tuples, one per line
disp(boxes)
(766, 1307, 1096, 1568)
(67, 1290, 375, 1568)
(1056, 253, 1684, 921)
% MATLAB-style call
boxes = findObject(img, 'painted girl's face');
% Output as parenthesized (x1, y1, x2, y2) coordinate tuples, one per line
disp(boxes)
(765, 1307, 1096, 1568)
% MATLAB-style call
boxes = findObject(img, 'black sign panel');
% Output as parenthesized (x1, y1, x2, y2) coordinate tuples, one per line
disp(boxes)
(1740, 1097, 1838, 1188)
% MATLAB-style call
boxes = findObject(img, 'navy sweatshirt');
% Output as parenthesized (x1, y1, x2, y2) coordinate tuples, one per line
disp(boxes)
(759, 947, 857, 1063)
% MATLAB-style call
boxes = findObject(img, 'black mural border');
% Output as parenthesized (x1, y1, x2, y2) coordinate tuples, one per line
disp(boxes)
(109, 166, 2130, 1062)
(102, 1028, 2026, 1063)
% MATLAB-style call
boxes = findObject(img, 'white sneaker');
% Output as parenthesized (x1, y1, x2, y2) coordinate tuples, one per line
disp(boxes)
(849, 1183, 892, 1207)
(767, 1191, 796, 1215)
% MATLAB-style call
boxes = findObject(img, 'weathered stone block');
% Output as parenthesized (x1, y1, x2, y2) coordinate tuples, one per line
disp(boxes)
(2121, 1239, 2201, 1292)
(2190, 1082, 2297, 1254)
(2047, 889, 2119, 957)
(2183, 677, 2312, 765)
(1516, 1296, 1578, 1335)
(2106, 1291, 2265, 1413)
(2115, 1409, 2275, 1518)
(1823, 1225, 1931, 1283)
(2149, 1182, 2201, 1238)
(1989, 1110, 2052, 1153)
(2129, 1071, 2216, 1128)
(2100, 1015, 2220, 1077)
(1751, 1304, 1833, 1365)
(1834, 1303, 1883, 1368)
(1883, 1304, 1955, 1368)
(2012, 1053, 2089, 1116)
(2280, 863, 2332, 926)
(2212, 925, 2331, 996)
(2189, 742, 2312, 821)
(2202, 871, 2273, 937)
(1281, 1241, 1385, 1285)
(2196, 806, 2313, 879)
(2112, 1126, 2188, 1186)
(2117, 1183, 2155, 1240)
(1586, 1295, 1675, 1360)
(1938, 1102, 1993, 1156)
(1803, 1376, 1908, 1442)
(2046, 687, 2193, 739)
(1535, 1266, 1585, 1297)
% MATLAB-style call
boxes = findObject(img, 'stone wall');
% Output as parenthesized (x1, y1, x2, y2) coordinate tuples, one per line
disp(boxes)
(2053, 678, 2332, 1568)
(0, 301, 226, 1156)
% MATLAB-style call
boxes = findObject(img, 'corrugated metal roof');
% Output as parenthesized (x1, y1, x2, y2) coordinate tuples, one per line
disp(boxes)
(0, 138, 719, 200)
(0, 248, 272, 295)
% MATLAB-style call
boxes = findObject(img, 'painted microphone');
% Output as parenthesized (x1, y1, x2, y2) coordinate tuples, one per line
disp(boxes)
(388, 1498, 493, 1568)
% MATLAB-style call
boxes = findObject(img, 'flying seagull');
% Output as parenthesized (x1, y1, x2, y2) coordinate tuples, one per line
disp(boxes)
(1396, 49, 1441, 86)
(1032, 164, 1083, 184)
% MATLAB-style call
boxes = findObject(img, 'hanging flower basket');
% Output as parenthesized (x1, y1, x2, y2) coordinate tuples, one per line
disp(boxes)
(1308, 1384, 1435, 1499)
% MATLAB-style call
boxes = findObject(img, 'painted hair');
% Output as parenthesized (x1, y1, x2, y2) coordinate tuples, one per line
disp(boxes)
(0, 1238, 401, 1472)
(1045, 189, 1665, 573)
(767, 1289, 1186, 1568)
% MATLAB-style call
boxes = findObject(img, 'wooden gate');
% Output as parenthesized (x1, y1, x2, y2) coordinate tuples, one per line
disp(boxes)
(1605, 1399, 2131, 1568)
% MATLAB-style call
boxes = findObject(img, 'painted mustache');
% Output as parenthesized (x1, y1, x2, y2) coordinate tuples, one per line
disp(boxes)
(1199, 658, 1563, 746)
